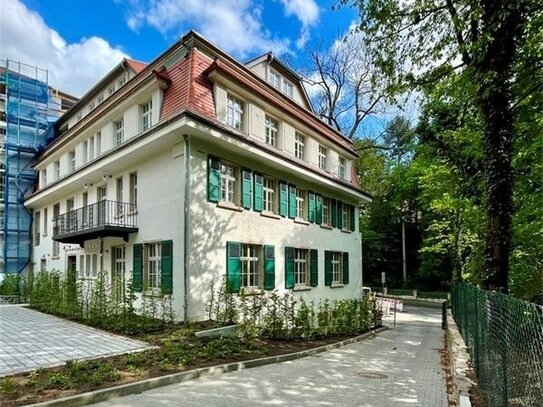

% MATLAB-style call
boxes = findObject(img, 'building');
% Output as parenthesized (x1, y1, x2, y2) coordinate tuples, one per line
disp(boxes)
(25, 31, 372, 321)
(0, 60, 78, 274)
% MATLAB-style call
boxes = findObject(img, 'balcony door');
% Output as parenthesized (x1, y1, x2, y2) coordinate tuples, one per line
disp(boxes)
(112, 245, 126, 299)
(97, 185, 107, 226)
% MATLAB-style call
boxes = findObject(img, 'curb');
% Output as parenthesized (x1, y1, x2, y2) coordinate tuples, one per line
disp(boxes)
(445, 310, 473, 407)
(27, 326, 388, 407)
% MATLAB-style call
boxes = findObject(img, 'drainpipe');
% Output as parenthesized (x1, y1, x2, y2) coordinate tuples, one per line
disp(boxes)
(182, 134, 190, 322)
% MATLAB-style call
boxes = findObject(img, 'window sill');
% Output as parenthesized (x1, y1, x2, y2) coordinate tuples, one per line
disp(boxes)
(330, 283, 345, 289)
(51, 256, 60, 260)
(341, 229, 352, 234)
(293, 285, 311, 292)
(261, 211, 280, 220)
(143, 291, 164, 298)
(216, 202, 243, 212)
(294, 218, 309, 225)
(240, 287, 264, 296)
(320, 224, 333, 230)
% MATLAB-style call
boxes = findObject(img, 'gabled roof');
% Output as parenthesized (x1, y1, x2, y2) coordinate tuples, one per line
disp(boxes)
(125, 59, 148, 74)
(244, 52, 314, 113)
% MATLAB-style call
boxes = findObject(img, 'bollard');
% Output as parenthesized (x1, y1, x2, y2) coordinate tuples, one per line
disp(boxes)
(442, 300, 447, 330)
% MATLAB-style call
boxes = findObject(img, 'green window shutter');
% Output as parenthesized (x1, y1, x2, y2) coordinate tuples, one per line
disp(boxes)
(337, 201, 343, 229)
(310, 249, 318, 287)
(330, 199, 337, 228)
(226, 242, 241, 293)
(288, 185, 296, 219)
(315, 195, 323, 224)
(161, 240, 173, 294)
(308, 192, 316, 223)
(343, 252, 349, 285)
(264, 245, 275, 290)
(132, 243, 143, 292)
(324, 251, 333, 286)
(242, 169, 253, 209)
(254, 173, 263, 212)
(350, 205, 356, 232)
(279, 182, 288, 217)
(285, 246, 295, 289)
(207, 156, 220, 203)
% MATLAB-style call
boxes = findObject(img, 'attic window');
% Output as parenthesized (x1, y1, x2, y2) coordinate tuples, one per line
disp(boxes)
(283, 81, 294, 98)
(269, 70, 281, 89)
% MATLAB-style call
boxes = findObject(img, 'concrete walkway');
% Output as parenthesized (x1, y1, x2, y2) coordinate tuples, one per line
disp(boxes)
(0, 305, 151, 377)
(96, 306, 448, 407)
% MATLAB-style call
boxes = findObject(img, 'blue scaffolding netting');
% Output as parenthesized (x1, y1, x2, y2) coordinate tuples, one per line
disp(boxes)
(1, 60, 60, 274)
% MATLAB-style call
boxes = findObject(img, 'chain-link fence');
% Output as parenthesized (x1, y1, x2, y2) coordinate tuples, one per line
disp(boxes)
(451, 283, 543, 407)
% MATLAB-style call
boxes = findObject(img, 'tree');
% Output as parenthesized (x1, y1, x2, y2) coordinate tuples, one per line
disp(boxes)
(341, 0, 538, 293)
(302, 33, 387, 139)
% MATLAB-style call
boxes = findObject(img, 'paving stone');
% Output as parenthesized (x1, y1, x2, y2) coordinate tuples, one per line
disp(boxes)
(0, 306, 152, 377)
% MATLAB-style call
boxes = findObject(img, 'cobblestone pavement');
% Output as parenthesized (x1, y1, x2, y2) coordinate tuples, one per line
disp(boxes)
(96, 306, 448, 407)
(0, 305, 151, 377)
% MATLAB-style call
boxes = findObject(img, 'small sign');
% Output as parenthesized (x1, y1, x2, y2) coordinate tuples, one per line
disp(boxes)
(381, 272, 386, 285)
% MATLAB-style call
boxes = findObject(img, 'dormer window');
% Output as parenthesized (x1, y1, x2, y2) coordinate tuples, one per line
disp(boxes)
(338, 157, 346, 179)
(118, 76, 126, 87)
(89, 101, 95, 111)
(226, 94, 245, 131)
(108, 85, 115, 96)
(269, 70, 281, 89)
(96, 94, 104, 105)
(283, 81, 294, 98)
(319, 145, 327, 170)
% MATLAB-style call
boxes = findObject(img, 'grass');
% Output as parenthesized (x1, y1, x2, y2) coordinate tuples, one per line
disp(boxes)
(0, 322, 367, 407)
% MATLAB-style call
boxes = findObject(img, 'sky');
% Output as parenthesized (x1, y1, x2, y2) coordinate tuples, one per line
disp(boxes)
(0, 0, 359, 96)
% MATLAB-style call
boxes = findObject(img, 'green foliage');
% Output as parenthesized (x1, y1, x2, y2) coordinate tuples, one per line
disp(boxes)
(0, 377, 18, 399)
(0, 274, 21, 297)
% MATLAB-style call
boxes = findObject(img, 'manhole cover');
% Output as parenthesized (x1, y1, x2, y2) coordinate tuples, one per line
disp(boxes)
(353, 370, 388, 379)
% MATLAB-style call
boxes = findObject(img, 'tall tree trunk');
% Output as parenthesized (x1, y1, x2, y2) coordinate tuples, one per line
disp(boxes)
(475, 0, 525, 293)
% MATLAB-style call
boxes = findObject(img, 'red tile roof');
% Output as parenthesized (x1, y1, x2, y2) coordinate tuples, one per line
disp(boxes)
(125, 58, 148, 74)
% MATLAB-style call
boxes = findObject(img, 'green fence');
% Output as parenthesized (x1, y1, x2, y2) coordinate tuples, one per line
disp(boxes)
(451, 283, 543, 407)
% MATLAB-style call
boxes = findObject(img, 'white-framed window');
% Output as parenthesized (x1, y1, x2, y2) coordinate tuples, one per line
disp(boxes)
(41, 169, 47, 186)
(318, 145, 327, 170)
(332, 252, 343, 285)
(220, 162, 237, 204)
(95, 131, 101, 156)
(52, 203, 60, 257)
(283, 80, 294, 98)
(296, 188, 305, 219)
(88, 136, 95, 161)
(80, 253, 98, 279)
(269, 70, 281, 89)
(114, 118, 124, 146)
(82, 140, 88, 165)
(226, 94, 245, 130)
(43, 208, 48, 236)
(117, 76, 126, 87)
(96, 94, 104, 105)
(338, 157, 346, 179)
(263, 177, 275, 213)
(140, 100, 152, 131)
(342, 204, 351, 230)
(295, 132, 305, 160)
(89, 101, 95, 111)
(112, 245, 126, 296)
(265, 115, 278, 147)
(129, 172, 138, 209)
(145, 243, 161, 291)
(69, 150, 76, 171)
(294, 248, 309, 286)
(241, 244, 261, 289)
(34, 211, 40, 245)
(322, 197, 330, 225)
(116, 177, 123, 215)
(108, 85, 115, 96)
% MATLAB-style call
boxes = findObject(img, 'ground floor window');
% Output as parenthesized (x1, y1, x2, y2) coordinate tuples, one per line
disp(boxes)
(79, 253, 98, 279)
(294, 248, 309, 286)
(331, 252, 342, 284)
(241, 244, 261, 289)
(112, 246, 126, 296)
(145, 243, 161, 290)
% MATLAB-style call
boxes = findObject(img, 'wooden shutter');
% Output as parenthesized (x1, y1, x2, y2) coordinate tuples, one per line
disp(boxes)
(207, 156, 220, 203)
(337, 201, 343, 229)
(288, 185, 296, 219)
(316, 194, 323, 224)
(242, 169, 253, 209)
(310, 249, 318, 287)
(132, 243, 143, 292)
(254, 173, 263, 212)
(161, 240, 173, 294)
(324, 250, 332, 286)
(264, 245, 275, 290)
(308, 192, 315, 223)
(284, 246, 295, 289)
(279, 182, 288, 217)
(350, 205, 356, 232)
(226, 242, 241, 293)
(330, 199, 337, 228)
(343, 252, 349, 285)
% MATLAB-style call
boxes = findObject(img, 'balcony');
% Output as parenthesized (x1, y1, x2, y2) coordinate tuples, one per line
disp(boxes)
(52, 200, 138, 245)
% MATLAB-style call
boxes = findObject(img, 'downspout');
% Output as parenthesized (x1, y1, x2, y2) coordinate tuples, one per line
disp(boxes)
(182, 134, 190, 322)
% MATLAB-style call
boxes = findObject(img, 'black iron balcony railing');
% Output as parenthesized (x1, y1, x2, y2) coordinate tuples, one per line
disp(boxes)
(52, 200, 138, 244)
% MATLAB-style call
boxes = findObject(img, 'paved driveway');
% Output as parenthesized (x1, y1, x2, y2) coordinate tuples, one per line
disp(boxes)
(96, 306, 448, 407)
(0, 305, 151, 377)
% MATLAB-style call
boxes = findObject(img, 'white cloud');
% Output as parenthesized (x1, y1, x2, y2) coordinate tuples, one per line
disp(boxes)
(0, 0, 128, 96)
(123, 0, 291, 58)
(279, 0, 319, 48)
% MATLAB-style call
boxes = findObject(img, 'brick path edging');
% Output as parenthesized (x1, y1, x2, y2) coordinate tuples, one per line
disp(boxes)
(29, 327, 388, 407)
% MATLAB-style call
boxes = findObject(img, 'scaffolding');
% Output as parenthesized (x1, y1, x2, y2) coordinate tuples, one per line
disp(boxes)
(0, 59, 60, 274)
